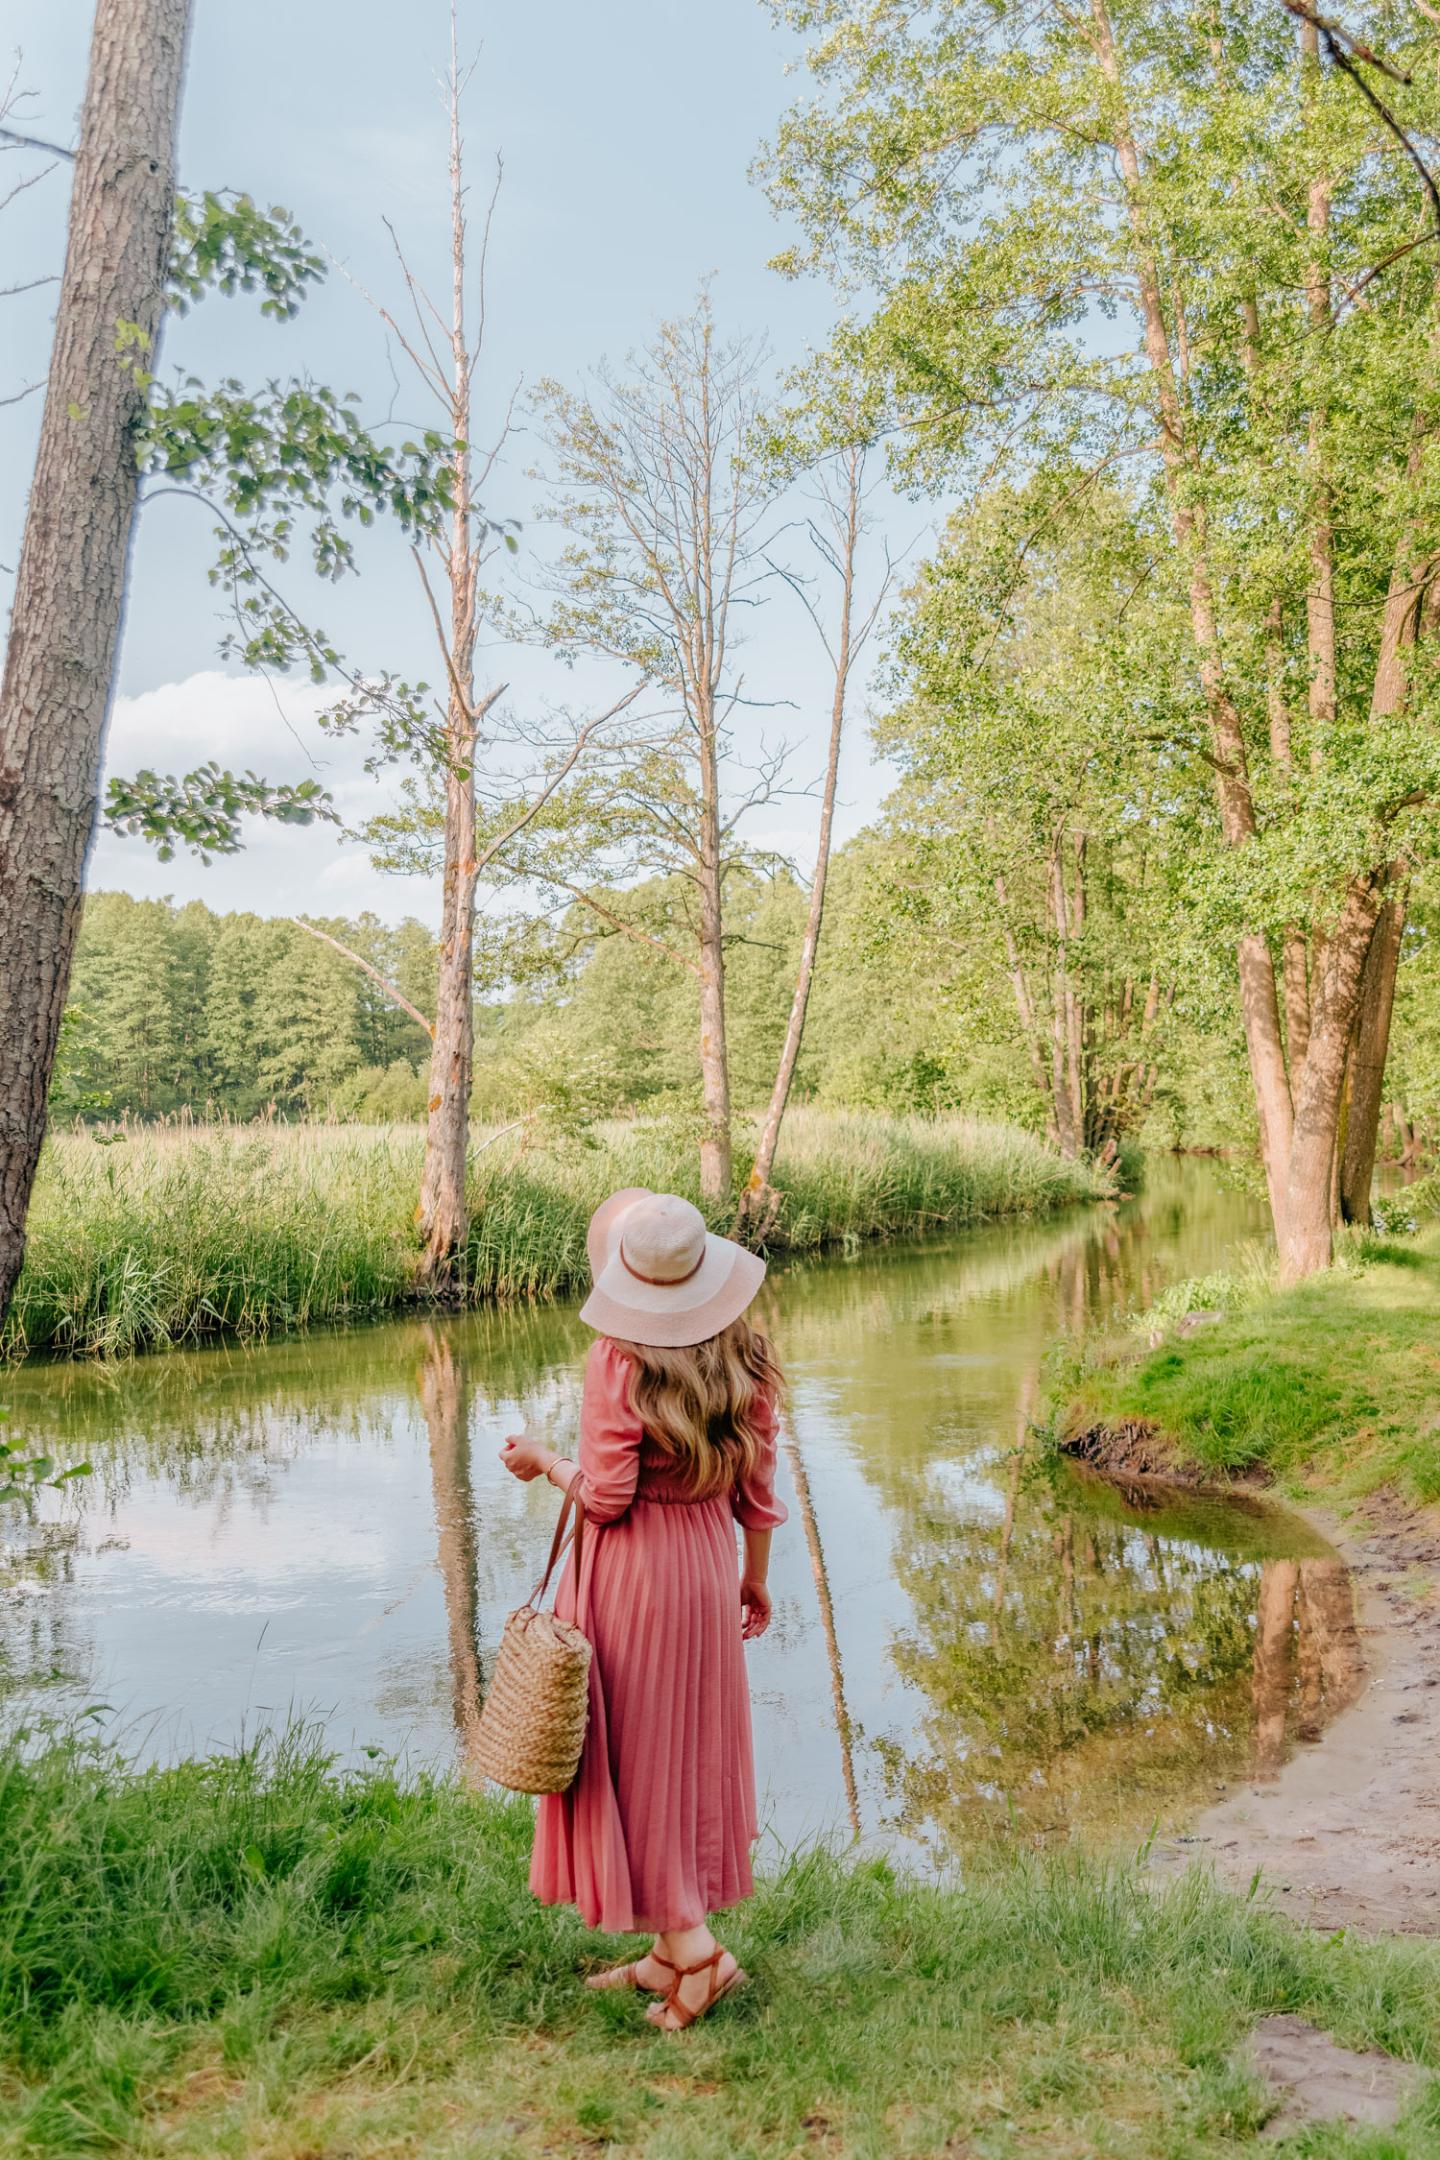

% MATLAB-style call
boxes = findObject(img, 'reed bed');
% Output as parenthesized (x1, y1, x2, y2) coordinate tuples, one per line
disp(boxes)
(7, 1109, 1109, 1360)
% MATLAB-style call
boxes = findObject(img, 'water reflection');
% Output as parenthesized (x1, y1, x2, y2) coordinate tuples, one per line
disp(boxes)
(418, 1329, 484, 1780)
(1251, 1558, 1365, 1776)
(875, 1461, 1337, 1854)
(1, 1162, 1360, 1857)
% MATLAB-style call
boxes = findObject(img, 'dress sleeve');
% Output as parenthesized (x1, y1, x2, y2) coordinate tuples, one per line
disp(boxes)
(572, 1338, 644, 1524)
(731, 1388, 789, 1531)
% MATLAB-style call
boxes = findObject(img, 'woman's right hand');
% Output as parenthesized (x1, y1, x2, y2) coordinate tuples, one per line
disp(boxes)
(740, 1577, 772, 1641)
(501, 1435, 554, 1483)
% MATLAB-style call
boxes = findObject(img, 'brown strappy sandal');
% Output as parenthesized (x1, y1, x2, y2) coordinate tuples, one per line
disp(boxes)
(647, 1946, 748, 2032)
(586, 1951, 675, 1994)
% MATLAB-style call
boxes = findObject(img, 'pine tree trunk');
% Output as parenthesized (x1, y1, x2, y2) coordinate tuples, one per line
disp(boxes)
(0, 0, 192, 1328)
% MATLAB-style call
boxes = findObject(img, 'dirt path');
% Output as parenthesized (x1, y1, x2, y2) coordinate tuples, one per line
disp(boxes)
(1150, 1491, 1440, 1934)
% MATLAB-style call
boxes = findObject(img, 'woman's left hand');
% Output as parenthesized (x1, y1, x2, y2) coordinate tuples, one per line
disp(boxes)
(501, 1435, 554, 1483)
(740, 1578, 772, 1640)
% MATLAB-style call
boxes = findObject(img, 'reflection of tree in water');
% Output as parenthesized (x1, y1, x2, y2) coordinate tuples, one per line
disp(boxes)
(875, 1431, 1309, 1854)
(0, 1510, 88, 1701)
(1251, 1558, 1365, 1778)
(779, 1414, 860, 1839)
(418, 1329, 484, 1782)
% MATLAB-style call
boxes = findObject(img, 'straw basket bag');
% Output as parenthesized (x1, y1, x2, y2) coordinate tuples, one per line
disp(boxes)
(474, 1489, 591, 1794)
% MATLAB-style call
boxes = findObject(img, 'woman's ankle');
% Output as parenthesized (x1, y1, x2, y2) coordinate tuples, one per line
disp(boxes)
(659, 1922, 717, 1971)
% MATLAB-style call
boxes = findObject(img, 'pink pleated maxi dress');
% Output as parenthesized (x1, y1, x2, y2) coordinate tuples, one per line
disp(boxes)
(529, 1335, 788, 1935)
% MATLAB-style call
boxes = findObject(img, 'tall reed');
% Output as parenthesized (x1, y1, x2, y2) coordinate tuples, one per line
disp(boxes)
(8, 1110, 1110, 1359)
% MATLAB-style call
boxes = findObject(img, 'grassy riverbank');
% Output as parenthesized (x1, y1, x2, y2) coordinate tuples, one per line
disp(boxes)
(6, 1111, 1110, 1359)
(1055, 1218, 1440, 1509)
(1, 1730, 1437, 2158)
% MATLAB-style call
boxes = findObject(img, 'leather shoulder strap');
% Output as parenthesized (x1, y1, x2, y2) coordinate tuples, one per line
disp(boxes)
(529, 1486, 585, 1608)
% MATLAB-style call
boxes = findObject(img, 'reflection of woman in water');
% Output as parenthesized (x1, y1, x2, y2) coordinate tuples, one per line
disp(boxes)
(500, 1188, 786, 2032)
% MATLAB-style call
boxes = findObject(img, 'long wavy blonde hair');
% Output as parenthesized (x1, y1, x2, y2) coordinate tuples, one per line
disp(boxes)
(612, 1316, 783, 1500)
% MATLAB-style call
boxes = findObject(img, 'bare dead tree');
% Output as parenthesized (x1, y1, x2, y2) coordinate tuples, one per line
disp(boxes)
(738, 446, 892, 1237)
(348, 11, 641, 1281)
(531, 298, 788, 1202)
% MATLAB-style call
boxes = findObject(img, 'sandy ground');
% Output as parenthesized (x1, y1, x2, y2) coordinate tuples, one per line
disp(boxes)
(1150, 1490, 1440, 1935)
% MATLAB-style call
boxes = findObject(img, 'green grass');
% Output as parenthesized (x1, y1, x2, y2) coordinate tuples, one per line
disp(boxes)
(1055, 1225, 1440, 1508)
(7, 1110, 1110, 1360)
(1, 1727, 1438, 2158)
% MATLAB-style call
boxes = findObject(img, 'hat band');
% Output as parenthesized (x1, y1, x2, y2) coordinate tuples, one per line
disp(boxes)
(619, 1237, 706, 1289)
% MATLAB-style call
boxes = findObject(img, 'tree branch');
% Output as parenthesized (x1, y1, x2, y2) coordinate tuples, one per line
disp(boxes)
(1279, 0, 1440, 238)
(288, 917, 435, 1038)
(0, 124, 73, 159)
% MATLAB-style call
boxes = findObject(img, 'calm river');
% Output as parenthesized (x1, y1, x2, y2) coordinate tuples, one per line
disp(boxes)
(2, 1160, 1359, 1861)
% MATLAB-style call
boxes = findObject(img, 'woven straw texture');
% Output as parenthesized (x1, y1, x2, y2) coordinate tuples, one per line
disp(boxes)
(474, 1602, 592, 1794)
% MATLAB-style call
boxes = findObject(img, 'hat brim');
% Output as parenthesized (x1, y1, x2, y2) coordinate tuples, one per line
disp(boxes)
(579, 1203, 767, 1350)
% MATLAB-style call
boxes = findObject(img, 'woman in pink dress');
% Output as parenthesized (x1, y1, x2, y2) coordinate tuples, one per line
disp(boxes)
(500, 1186, 787, 2032)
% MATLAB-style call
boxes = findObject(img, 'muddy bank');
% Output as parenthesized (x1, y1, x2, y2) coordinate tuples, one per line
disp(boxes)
(1147, 1488, 1440, 1935)
(1060, 1414, 1271, 1490)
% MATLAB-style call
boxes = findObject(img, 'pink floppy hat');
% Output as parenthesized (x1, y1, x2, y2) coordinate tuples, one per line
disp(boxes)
(578, 1188, 767, 1350)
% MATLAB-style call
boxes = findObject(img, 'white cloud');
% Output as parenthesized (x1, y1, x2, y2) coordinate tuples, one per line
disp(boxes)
(106, 669, 347, 778)
(88, 667, 897, 927)
(93, 671, 439, 924)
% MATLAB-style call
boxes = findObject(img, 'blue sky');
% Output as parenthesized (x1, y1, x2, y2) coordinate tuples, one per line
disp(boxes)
(3, 0, 915, 923)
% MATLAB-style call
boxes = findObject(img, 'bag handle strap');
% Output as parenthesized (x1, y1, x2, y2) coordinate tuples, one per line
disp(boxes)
(530, 1484, 585, 1609)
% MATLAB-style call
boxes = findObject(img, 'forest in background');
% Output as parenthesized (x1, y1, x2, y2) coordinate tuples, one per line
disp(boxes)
(56, 848, 1440, 1171)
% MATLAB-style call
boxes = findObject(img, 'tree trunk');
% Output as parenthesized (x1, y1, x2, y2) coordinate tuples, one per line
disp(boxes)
(1048, 839, 1080, 1159)
(996, 868, 1053, 1133)
(1066, 833, 1088, 1149)
(417, 46, 481, 1284)
(419, 746, 477, 1277)
(1340, 886, 1405, 1224)
(696, 695, 732, 1204)
(1240, 931, 1295, 1235)
(0, 0, 192, 1329)
(1278, 876, 1383, 1281)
